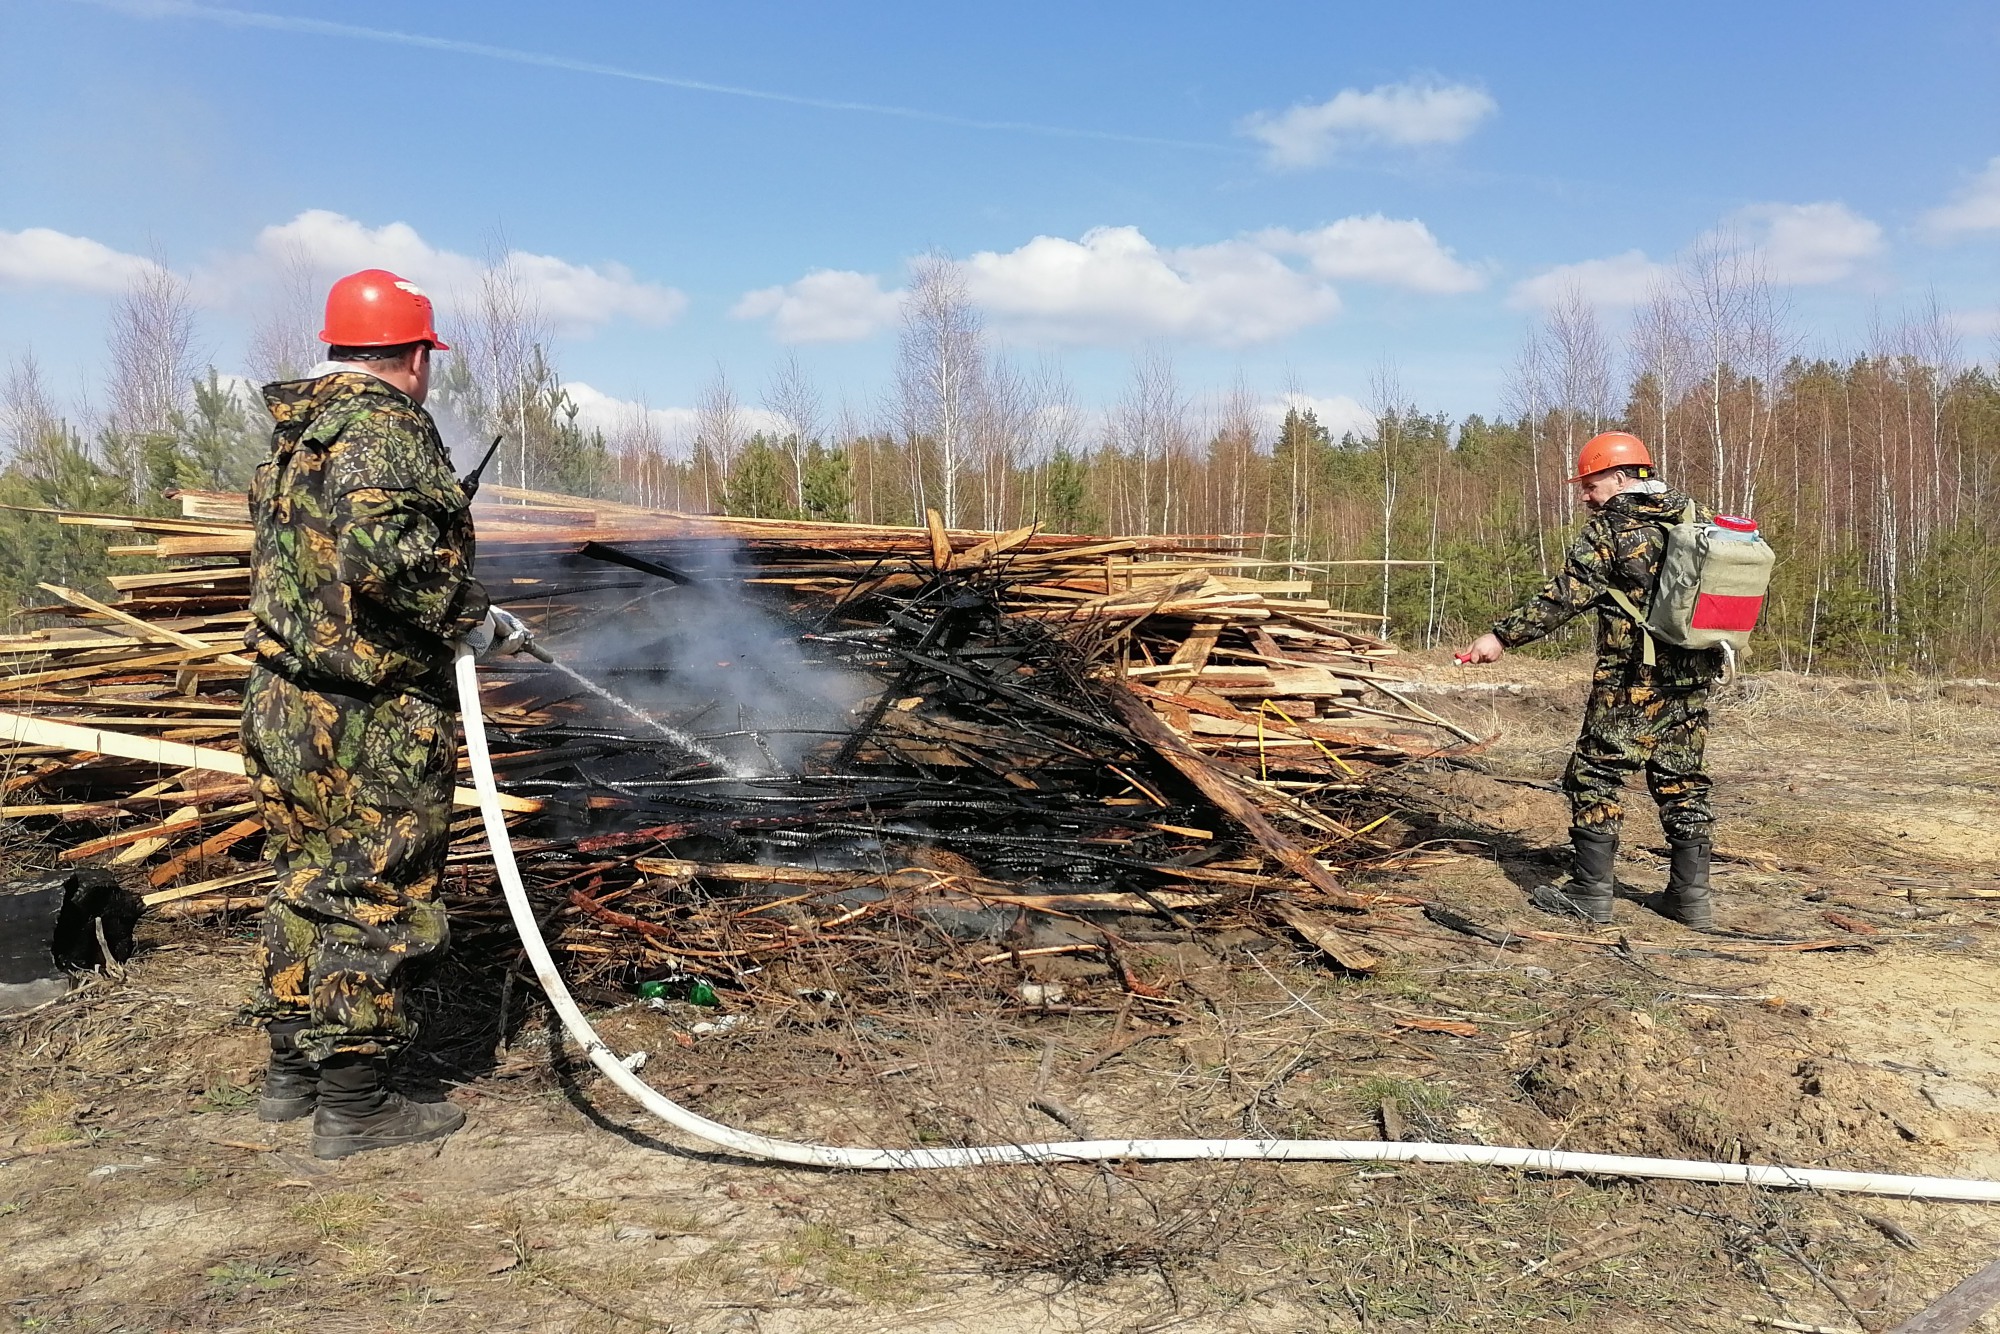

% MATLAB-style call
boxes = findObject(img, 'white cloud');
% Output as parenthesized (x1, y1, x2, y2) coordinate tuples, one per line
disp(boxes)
(1264, 393, 1376, 442)
(0, 211, 682, 335)
(1921, 157, 2000, 239)
(562, 381, 785, 447)
(731, 269, 902, 343)
(1728, 201, 1882, 285)
(0, 227, 161, 295)
(1240, 79, 1496, 169)
(236, 209, 686, 331)
(563, 381, 692, 443)
(1257, 215, 1483, 293)
(1945, 306, 2000, 340)
(962, 227, 1340, 344)
(1509, 250, 1672, 310)
(1512, 201, 1883, 310)
(738, 217, 1482, 347)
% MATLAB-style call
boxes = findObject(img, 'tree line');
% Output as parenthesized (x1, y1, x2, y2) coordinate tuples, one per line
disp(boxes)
(2, 247, 1994, 676)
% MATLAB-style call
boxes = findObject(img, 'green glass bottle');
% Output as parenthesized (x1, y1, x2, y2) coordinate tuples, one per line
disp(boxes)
(636, 976, 719, 1006)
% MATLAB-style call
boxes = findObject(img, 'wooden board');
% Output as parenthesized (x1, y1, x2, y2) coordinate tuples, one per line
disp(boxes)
(0, 710, 537, 813)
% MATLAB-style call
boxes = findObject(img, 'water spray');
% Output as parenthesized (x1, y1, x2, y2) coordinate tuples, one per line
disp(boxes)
(457, 645, 2000, 1199)
(519, 637, 748, 775)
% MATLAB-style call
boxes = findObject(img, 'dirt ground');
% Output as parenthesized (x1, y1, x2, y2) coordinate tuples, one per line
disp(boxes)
(6, 657, 2000, 1333)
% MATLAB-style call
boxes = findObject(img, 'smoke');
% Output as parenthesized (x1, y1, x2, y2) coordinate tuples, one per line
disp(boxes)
(541, 538, 869, 778)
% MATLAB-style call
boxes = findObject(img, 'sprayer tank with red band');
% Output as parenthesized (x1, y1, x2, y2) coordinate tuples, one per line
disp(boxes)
(1645, 513, 1776, 654)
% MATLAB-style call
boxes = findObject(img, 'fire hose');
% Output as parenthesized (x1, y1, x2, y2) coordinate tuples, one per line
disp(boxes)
(456, 646, 2000, 1200)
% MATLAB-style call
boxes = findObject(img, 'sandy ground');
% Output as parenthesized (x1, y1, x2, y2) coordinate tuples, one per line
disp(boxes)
(6, 658, 2000, 1333)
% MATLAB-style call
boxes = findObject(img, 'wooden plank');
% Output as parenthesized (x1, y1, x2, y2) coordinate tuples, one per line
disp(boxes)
(152, 533, 254, 558)
(1167, 623, 1222, 686)
(0, 710, 246, 774)
(170, 490, 253, 523)
(1889, 1255, 2000, 1333)
(59, 801, 259, 860)
(38, 583, 254, 669)
(149, 817, 264, 886)
(0, 500, 245, 535)
(0, 643, 239, 690)
(925, 509, 954, 572)
(1098, 683, 1357, 907)
(0, 711, 537, 813)
(955, 523, 1038, 568)
(107, 568, 251, 593)
(111, 804, 200, 864)
(632, 857, 1213, 915)
(141, 868, 272, 907)
(1270, 899, 1381, 973)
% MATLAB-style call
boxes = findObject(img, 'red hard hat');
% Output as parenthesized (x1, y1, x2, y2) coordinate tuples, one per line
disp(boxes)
(1571, 431, 1652, 481)
(319, 269, 449, 350)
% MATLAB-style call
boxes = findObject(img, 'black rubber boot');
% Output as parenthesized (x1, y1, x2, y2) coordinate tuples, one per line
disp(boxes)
(257, 1019, 318, 1123)
(310, 1054, 466, 1159)
(1653, 834, 1715, 929)
(1532, 826, 1617, 924)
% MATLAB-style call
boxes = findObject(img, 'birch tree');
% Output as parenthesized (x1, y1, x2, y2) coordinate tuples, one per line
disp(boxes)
(896, 253, 983, 526)
(103, 262, 198, 509)
(1114, 348, 1188, 535)
(693, 367, 746, 514)
(1629, 282, 1693, 476)
(246, 240, 322, 383)
(1370, 362, 1407, 624)
(764, 353, 823, 516)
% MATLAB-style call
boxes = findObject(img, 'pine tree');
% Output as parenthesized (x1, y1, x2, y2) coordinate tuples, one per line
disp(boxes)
(1038, 447, 1098, 534)
(800, 444, 853, 522)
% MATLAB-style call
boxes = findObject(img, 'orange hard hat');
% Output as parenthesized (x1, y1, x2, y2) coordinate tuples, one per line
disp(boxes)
(1571, 431, 1652, 481)
(319, 269, 449, 350)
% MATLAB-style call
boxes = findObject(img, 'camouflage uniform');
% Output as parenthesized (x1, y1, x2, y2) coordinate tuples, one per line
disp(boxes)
(242, 371, 488, 1061)
(1492, 487, 1722, 841)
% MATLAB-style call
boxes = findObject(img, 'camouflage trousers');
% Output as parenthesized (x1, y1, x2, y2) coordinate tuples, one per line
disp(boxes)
(241, 668, 455, 1061)
(1562, 680, 1715, 841)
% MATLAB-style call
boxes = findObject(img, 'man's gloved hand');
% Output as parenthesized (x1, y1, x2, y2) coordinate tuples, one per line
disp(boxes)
(464, 606, 535, 661)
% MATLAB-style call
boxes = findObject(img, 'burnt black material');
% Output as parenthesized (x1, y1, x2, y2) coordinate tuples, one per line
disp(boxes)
(0, 870, 137, 985)
(0, 879, 66, 986)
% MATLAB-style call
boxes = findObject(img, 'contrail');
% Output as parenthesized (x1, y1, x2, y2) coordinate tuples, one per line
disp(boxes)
(79, 0, 1230, 153)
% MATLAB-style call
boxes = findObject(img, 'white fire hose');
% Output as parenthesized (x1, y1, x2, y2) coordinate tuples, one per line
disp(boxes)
(457, 647, 2000, 1200)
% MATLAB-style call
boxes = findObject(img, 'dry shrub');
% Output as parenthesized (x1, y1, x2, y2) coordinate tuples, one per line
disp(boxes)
(892, 1160, 1249, 1284)
(804, 983, 1254, 1284)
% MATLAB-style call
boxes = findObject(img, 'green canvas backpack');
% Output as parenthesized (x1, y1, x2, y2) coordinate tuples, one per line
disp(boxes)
(1605, 512, 1776, 673)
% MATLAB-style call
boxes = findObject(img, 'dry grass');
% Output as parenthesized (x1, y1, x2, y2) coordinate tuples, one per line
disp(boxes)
(775, 1219, 928, 1303)
(1725, 672, 2000, 750)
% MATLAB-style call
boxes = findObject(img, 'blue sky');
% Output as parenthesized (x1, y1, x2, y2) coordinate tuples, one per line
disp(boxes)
(4, 0, 1999, 444)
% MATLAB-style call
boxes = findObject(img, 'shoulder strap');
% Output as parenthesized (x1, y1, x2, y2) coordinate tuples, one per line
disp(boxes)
(1603, 587, 1656, 667)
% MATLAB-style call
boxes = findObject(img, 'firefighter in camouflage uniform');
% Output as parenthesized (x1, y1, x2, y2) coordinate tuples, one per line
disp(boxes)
(1459, 431, 1722, 929)
(243, 269, 535, 1158)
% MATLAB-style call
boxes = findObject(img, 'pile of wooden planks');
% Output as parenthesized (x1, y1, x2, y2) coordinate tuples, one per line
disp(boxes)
(0, 486, 1484, 994)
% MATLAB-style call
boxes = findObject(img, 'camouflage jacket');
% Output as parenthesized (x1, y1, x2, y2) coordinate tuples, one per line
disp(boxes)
(1492, 487, 1722, 689)
(246, 371, 488, 701)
